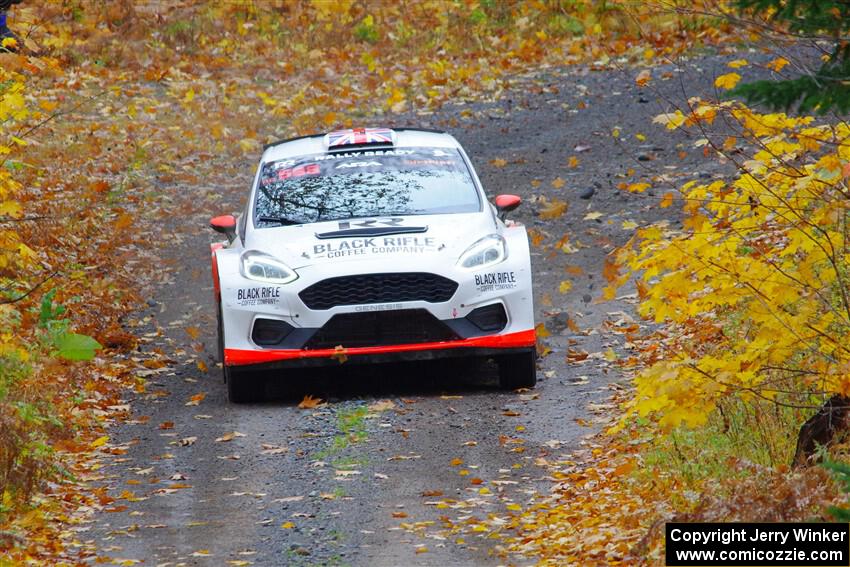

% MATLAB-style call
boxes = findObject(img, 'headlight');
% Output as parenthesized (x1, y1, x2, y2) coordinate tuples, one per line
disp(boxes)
(240, 251, 298, 284)
(457, 234, 507, 270)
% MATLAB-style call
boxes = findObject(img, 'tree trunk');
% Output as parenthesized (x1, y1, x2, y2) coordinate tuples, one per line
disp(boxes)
(792, 395, 850, 468)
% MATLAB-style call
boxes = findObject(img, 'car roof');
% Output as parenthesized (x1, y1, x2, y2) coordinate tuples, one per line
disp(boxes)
(260, 128, 462, 163)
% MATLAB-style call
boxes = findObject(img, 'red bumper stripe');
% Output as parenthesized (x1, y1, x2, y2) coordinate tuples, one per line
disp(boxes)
(224, 329, 537, 367)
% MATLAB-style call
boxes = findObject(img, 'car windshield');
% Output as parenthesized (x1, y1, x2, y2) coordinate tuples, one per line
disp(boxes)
(253, 146, 481, 226)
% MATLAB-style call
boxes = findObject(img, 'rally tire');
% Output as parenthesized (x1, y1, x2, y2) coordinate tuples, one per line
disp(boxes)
(497, 350, 537, 390)
(226, 366, 264, 404)
(218, 301, 264, 403)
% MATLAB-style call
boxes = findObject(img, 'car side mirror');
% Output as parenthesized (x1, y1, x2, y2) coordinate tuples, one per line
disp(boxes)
(210, 214, 237, 243)
(494, 194, 522, 221)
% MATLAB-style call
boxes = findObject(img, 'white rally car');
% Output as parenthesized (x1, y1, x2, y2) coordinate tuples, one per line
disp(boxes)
(209, 127, 536, 402)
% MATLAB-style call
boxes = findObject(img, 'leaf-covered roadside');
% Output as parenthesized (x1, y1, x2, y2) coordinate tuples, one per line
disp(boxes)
(438, 16, 850, 567)
(465, 419, 843, 564)
(0, 29, 168, 567)
(0, 0, 742, 562)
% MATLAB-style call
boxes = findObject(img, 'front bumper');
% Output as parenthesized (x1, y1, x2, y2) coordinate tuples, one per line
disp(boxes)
(215, 235, 536, 370)
(224, 329, 536, 370)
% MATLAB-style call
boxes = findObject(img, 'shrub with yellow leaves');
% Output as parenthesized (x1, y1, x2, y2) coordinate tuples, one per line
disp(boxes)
(0, 69, 30, 278)
(610, 99, 850, 450)
(0, 51, 104, 524)
(0, 60, 49, 512)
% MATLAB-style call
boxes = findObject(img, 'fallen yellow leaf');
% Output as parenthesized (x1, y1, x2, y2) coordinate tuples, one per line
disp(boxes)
(714, 72, 741, 89)
(539, 198, 568, 220)
(185, 393, 206, 406)
(331, 345, 348, 364)
(766, 57, 789, 72)
(626, 182, 650, 193)
(215, 431, 245, 443)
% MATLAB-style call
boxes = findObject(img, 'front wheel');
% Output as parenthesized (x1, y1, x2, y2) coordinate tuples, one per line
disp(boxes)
(218, 301, 264, 403)
(497, 350, 537, 390)
(225, 366, 264, 404)
(216, 301, 225, 371)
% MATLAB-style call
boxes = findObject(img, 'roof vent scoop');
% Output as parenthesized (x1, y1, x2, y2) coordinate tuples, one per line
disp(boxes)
(324, 127, 396, 151)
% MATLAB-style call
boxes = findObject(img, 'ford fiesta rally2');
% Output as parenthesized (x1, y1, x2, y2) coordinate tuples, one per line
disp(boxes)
(209, 127, 537, 402)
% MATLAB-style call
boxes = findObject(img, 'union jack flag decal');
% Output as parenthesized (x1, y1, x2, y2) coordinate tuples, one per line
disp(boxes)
(325, 127, 395, 148)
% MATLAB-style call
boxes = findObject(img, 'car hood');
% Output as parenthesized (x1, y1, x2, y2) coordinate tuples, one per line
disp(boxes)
(244, 212, 497, 269)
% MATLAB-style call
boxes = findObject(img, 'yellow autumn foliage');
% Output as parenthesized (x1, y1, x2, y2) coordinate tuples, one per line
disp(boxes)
(0, 68, 31, 281)
(612, 100, 850, 429)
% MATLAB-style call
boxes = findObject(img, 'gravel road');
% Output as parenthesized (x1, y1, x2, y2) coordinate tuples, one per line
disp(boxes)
(87, 53, 740, 566)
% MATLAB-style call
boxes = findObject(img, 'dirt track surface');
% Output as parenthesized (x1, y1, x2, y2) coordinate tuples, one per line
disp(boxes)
(87, 55, 737, 566)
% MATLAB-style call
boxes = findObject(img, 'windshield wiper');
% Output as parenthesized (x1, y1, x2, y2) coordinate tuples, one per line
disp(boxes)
(258, 215, 301, 226)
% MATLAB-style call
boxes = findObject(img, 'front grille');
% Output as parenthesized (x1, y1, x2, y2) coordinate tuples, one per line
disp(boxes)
(299, 273, 458, 310)
(304, 309, 459, 349)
